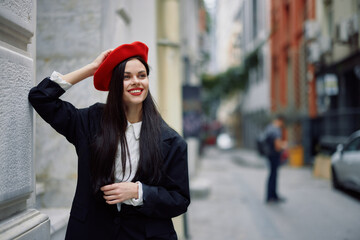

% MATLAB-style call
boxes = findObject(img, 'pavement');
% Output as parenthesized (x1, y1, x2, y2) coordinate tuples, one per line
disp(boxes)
(187, 147, 360, 240)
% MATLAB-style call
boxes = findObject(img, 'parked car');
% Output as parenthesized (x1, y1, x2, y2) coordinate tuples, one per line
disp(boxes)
(331, 130, 360, 193)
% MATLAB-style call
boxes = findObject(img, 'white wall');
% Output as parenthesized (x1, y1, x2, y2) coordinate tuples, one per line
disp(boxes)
(240, 0, 271, 113)
(215, 0, 243, 73)
(181, 0, 201, 85)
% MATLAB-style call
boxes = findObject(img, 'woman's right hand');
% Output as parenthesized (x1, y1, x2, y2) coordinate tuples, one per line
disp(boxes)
(89, 49, 112, 76)
(61, 49, 112, 85)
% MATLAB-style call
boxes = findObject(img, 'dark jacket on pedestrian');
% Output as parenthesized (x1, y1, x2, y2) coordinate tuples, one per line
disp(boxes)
(28, 78, 190, 239)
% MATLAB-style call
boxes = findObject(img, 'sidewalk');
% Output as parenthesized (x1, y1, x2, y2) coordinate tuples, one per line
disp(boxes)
(187, 147, 360, 240)
(227, 148, 267, 168)
(187, 147, 269, 239)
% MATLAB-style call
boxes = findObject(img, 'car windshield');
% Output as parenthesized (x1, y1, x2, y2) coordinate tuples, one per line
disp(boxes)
(344, 137, 360, 151)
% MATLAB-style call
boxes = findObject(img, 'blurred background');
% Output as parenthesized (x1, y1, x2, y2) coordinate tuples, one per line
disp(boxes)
(1, 0, 360, 239)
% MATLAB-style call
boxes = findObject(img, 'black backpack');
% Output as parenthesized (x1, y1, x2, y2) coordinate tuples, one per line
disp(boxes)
(256, 131, 271, 157)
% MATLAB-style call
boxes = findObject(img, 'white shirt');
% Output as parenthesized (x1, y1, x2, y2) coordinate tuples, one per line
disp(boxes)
(114, 121, 143, 210)
(50, 71, 143, 211)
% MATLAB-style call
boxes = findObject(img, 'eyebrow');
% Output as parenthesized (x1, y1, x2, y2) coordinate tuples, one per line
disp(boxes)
(124, 70, 146, 74)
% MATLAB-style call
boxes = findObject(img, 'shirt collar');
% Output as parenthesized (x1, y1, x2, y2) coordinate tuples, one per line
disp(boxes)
(127, 121, 142, 140)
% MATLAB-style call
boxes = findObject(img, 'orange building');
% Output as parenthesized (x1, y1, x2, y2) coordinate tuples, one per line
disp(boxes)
(270, 0, 317, 164)
(270, 0, 316, 113)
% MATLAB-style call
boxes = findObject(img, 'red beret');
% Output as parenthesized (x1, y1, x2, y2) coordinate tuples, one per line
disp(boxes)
(93, 41, 149, 91)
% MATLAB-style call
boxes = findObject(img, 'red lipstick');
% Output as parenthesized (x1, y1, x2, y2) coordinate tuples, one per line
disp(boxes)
(128, 88, 143, 96)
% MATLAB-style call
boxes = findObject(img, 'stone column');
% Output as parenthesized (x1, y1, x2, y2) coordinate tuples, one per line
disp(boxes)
(157, 1, 188, 239)
(0, 1, 50, 239)
(157, 0, 183, 133)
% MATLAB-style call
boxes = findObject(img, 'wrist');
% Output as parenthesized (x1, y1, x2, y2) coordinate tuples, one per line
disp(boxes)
(133, 182, 139, 199)
(86, 63, 98, 77)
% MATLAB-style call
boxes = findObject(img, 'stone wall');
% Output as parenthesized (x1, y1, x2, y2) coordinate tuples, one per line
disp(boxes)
(36, 0, 107, 208)
(0, 0, 50, 239)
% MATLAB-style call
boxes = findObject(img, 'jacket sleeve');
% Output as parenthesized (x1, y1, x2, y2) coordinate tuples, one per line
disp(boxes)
(138, 136, 190, 219)
(28, 78, 84, 145)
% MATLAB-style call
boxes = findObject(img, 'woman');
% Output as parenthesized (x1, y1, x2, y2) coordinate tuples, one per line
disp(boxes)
(29, 41, 190, 240)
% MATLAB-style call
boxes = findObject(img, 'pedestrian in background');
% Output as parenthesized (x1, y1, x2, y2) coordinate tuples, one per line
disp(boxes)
(29, 41, 190, 239)
(264, 115, 288, 203)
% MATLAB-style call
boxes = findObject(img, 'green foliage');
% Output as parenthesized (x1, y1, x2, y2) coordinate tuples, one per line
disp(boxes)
(200, 66, 245, 117)
(202, 66, 246, 98)
(201, 46, 261, 116)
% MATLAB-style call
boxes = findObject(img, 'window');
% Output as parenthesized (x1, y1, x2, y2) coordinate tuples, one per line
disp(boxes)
(344, 137, 360, 151)
(252, 0, 258, 39)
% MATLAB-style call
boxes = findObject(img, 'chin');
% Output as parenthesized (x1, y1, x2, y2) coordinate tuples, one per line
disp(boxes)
(124, 100, 144, 107)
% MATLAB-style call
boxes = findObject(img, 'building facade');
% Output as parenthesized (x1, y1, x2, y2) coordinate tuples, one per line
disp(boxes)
(270, 0, 319, 165)
(312, 0, 360, 154)
(270, 0, 360, 164)
(240, 0, 271, 149)
(0, 1, 50, 239)
(214, 0, 243, 73)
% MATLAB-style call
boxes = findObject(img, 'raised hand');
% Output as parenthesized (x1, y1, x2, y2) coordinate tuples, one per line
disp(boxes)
(61, 49, 112, 85)
(90, 49, 112, 75)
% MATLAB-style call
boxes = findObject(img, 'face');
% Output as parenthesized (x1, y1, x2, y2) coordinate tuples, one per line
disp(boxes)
(122, 58, 149, 107)
(277, 119, 285, 128)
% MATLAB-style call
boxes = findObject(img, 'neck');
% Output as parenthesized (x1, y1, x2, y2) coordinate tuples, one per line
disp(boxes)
(125, 104, 143, 123)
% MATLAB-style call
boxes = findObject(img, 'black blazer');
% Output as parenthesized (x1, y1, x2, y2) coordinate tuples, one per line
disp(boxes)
(29, 78, 190, 239)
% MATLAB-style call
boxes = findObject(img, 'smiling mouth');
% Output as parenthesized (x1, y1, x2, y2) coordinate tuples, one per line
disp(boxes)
(128, 89, 143, 95)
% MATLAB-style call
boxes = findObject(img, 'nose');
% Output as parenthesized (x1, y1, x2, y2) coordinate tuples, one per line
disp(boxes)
(131, 76, 140, 84)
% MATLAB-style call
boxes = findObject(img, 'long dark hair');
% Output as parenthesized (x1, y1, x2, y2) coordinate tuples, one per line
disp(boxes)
(91, 56, 163, 193)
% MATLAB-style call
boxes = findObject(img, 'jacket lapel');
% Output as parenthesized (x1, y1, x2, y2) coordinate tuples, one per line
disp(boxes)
(160, 130, 172, 159)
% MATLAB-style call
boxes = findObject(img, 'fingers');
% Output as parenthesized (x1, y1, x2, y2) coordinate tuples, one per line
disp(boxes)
(100, 183, 117, 192)
(91, 49, 113, 71)
(101, 49, 112, 61)
(100, 182, 137, 205)
(103, 49, 113, 56)
(101, 183, 120, 200)
(102, 186, 124, 205)
(102, 189, 118, 196)
(103, 194, 124, 204)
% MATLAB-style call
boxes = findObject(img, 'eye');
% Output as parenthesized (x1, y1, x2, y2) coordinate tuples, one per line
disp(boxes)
(139, 74, 147, 79)
(124, 75, 131, 80)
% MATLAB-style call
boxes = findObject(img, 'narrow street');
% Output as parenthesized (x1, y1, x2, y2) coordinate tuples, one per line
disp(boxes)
(188, 147, 360, 240)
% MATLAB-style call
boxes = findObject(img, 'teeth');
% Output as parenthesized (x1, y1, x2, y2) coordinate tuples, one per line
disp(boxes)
(130, 90, 141, 93)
